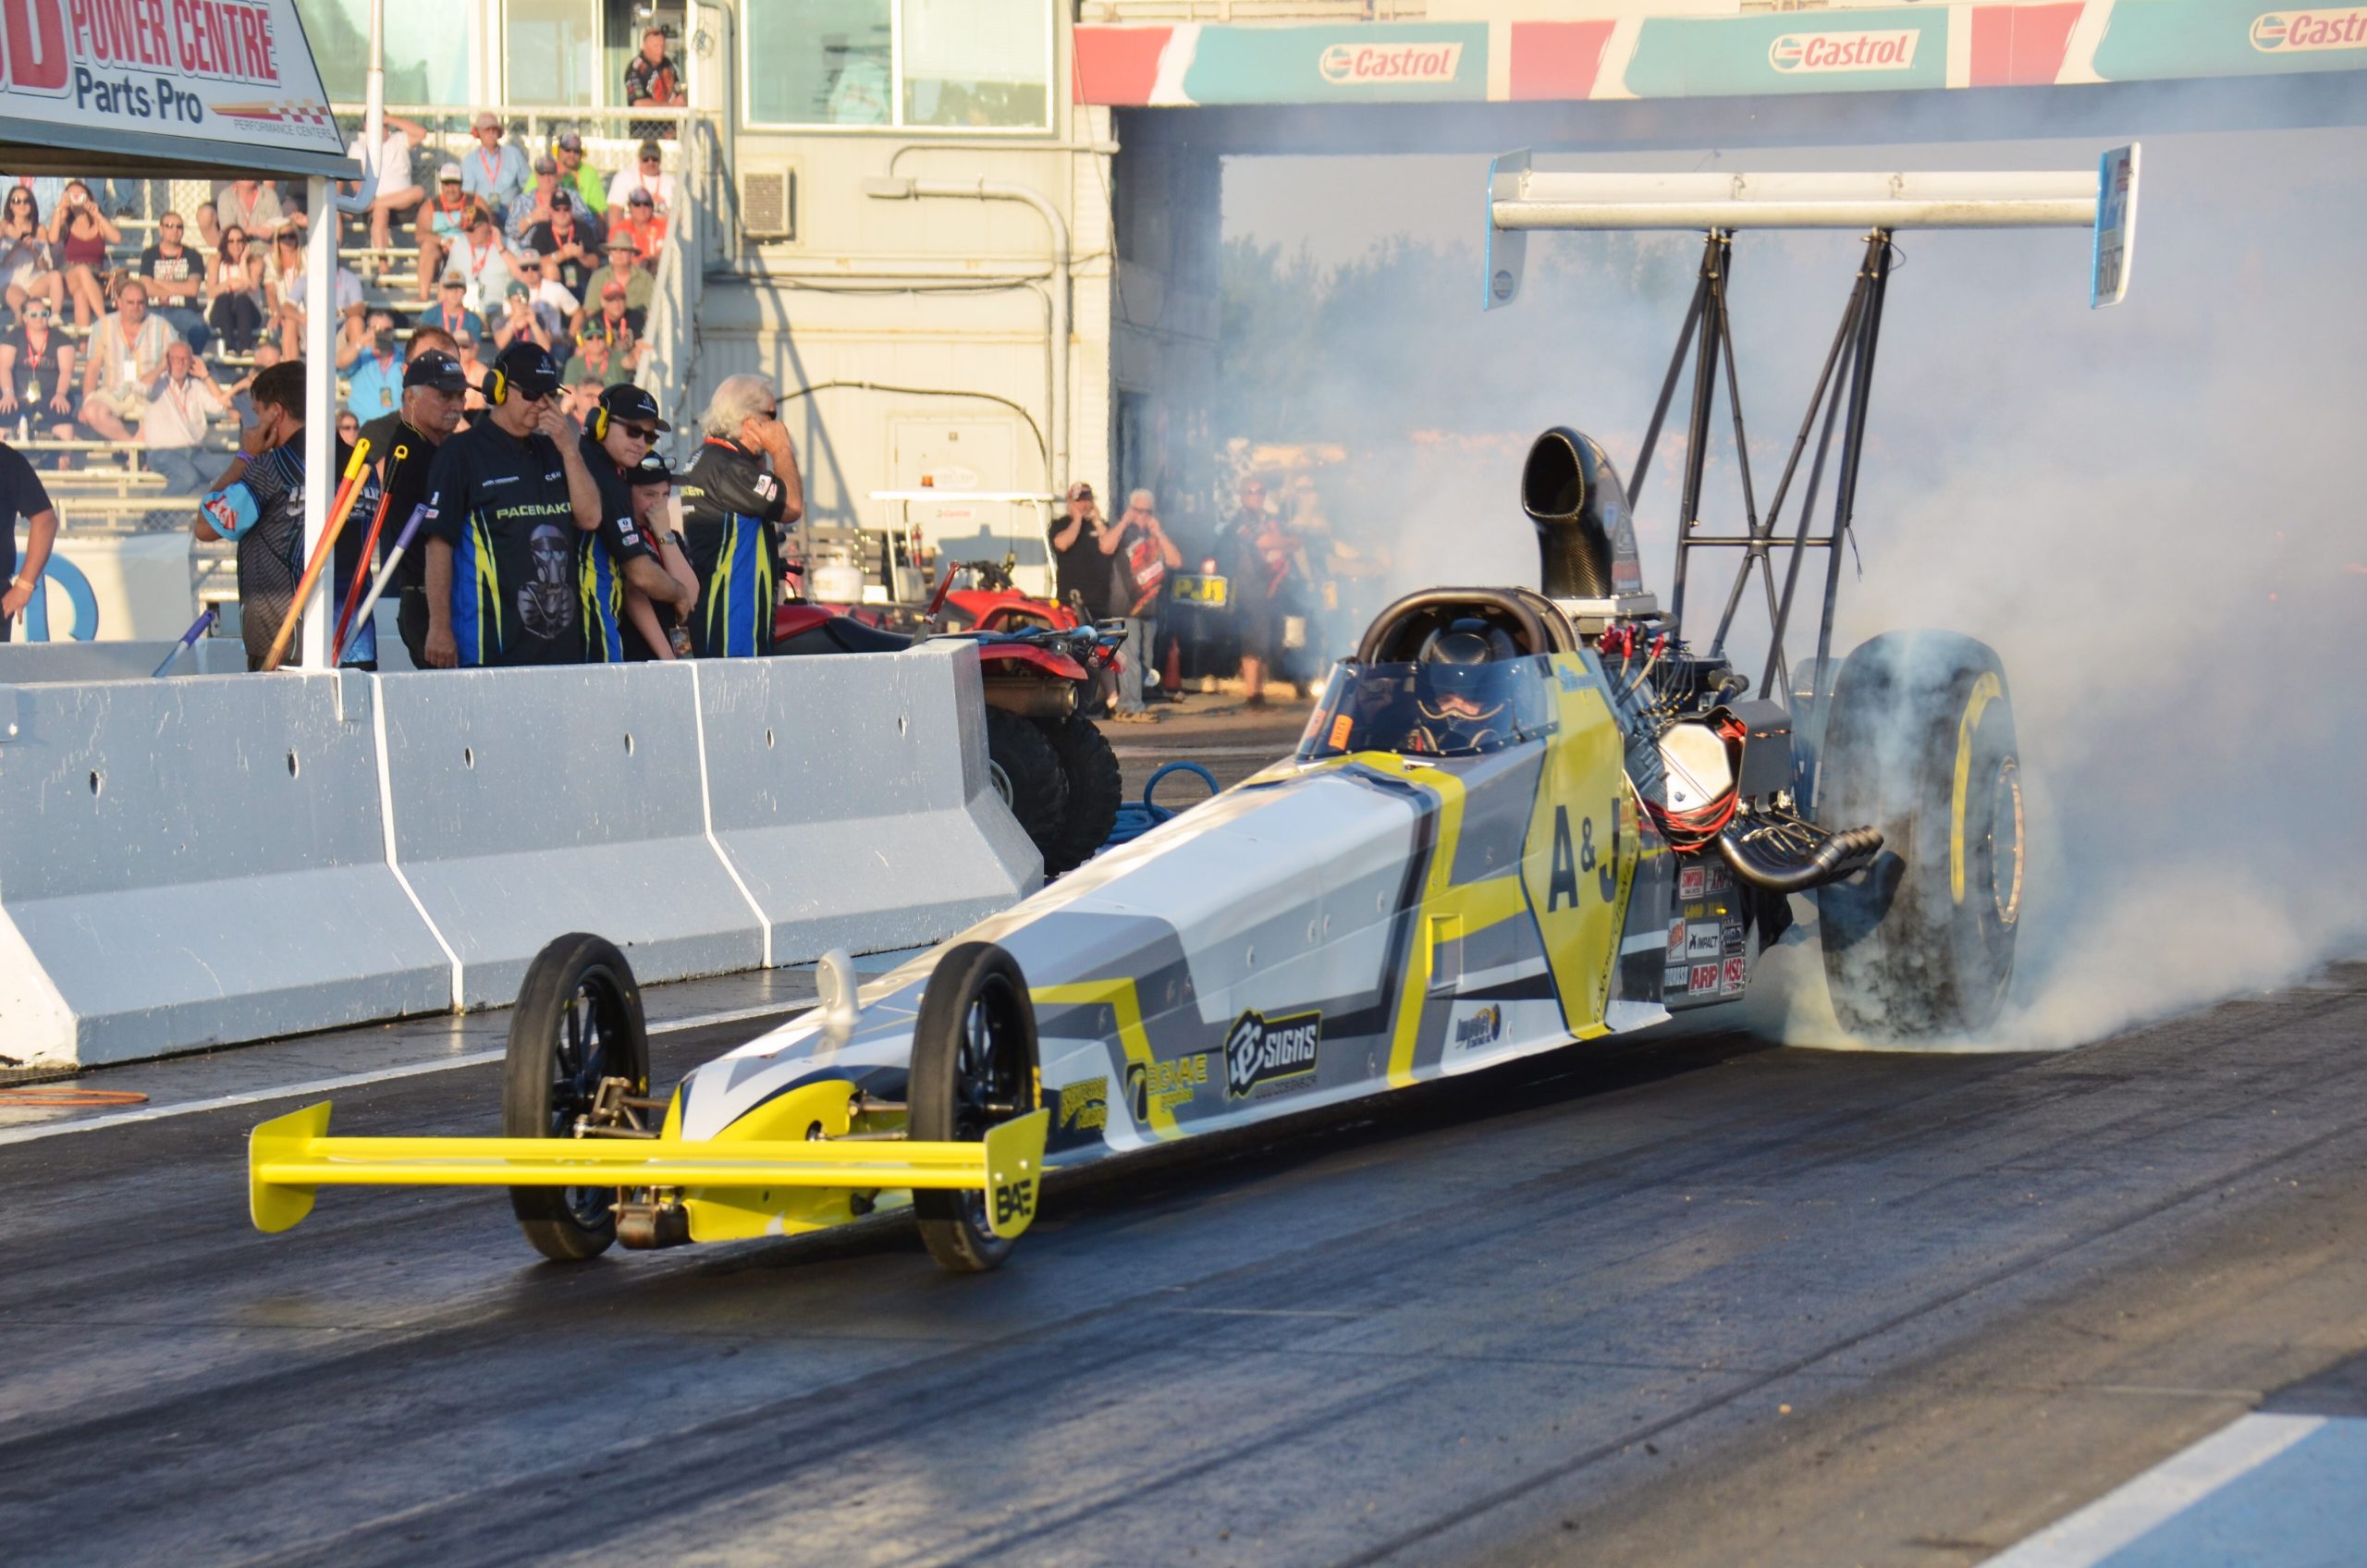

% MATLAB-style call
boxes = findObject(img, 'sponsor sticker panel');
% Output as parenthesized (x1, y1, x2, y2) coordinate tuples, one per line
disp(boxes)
(1622, 10, 1947, 98)
(1223, 1009, 1323, 1101)
(1179, 20, 1489, 103)
(2092, 0, 2367, 79)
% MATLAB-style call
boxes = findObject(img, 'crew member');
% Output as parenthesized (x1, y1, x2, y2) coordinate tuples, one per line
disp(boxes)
(358, 336, 467, 667)
(677, 374, 803, 657)
(418, 341, 604, 668)
(193, 361, 383, 669)
(622, 451, 700, 660)
(576, 383, 695, 662)
(0, 432, 58, 641)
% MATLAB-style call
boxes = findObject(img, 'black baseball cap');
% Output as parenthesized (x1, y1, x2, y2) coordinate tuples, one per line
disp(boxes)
(491, 341, 562, 400)
(402, 349, 468, 392)
(598, 383, 670, 433)
(626, 451, 674, 488)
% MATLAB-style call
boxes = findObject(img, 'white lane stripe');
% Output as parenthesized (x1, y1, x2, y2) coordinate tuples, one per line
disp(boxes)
(1980, 1412, 2326, 1568)
(0, 1000, 810, 1148)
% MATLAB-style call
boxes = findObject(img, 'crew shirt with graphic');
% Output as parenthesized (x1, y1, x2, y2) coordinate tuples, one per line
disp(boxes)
(677, 436, 788, 658)
(575, 432, 657, 663)
(421, 423, 587, 666)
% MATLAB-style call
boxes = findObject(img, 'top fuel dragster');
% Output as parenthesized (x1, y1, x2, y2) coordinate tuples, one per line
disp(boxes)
(248, 148, 2138, 1272)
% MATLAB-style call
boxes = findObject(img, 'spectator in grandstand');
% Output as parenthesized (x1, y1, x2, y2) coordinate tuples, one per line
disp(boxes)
(587, 235, 654, 318)
(337, 410, 361, 444)
(136, 212, 212, 354)
(139, 340, 229, 496)
(524, 192, 598, 297)
(423, 274, 487, 348)
(360, 341, 467, 667)
(605, 141, 674, 217)
(577, 384, 693, 661)
(226, 341, 281, 423)
(48, 180, 118, 329)
(573, 280, 644, 373)
(276, 240, 365, 358)
(79, 280, 178, 445)
(443, 207, 520, 317)
(562, 328, 631, 390)
(418, 340, 604, 668)
(452, 330, 489, 415)
(562, 378, 604, 423)
(526, 253, 579, 342)
(205, 226, 269, 354)
(415, 165, 481, 304)
(1, 187, 63, 318)
(0, 298, 77, 447)
(679, 374, 803, 657)
(194, 360, 378, 669)
(0, 433, 57, 642)
(348, 112, 429, 255)
(344, 309, 406, 420)
(624, 28, 684, 141)
(197, 178, 293, 250)
(610, 188, 666, 264)
(505, 155, 565, 246)
(492, 281, 548, 355)
(460, 114, 531, 213)
(553, 132, 607, 214)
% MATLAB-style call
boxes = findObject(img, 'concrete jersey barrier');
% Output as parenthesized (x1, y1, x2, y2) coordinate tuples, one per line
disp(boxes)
(0, 671, 452, 1069)
(0, 644, 1037, 1069)
(694, 643, 1041, 964)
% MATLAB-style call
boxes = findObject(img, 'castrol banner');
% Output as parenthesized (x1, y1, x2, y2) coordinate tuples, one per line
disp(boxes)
(0, 0, 344, 159)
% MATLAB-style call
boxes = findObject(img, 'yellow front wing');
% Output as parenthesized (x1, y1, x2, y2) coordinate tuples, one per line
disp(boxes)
(249, 1101, 1050, 1243)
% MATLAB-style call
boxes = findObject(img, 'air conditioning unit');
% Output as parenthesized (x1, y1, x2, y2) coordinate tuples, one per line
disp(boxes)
(740, 168, 796, 240)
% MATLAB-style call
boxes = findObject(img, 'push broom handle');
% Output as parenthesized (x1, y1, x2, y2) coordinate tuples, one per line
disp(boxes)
(259, 438, 371, 674)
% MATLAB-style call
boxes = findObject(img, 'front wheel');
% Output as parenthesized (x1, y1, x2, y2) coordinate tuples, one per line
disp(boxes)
(502, 933, 651, 1262)
(909, 942, 1042, 1272)
(1817, 631, 2024, 1040)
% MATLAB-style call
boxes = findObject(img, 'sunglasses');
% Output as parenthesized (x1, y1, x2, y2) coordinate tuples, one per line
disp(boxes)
(617, 423, 658, 442)
(24, 307, 51, 319)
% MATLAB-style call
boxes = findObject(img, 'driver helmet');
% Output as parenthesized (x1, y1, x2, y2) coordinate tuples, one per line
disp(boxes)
(1407, 619, 1515, 753)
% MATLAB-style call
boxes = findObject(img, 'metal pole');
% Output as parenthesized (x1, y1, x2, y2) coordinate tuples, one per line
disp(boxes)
(1809, 234, 1893, 688)
(365, 0, 385, 160)
(1626, 265, 1706, 513)
(300, 176, 337, 670)
(1760, 265, 1870, 704)
(1667, 231, 1726, 631)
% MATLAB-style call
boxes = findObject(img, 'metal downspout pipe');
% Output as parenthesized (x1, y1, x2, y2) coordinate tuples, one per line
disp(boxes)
(862, 178, 1071, 488)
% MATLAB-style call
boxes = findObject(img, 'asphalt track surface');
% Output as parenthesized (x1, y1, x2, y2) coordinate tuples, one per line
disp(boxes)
(6, 956, 2363, 1567)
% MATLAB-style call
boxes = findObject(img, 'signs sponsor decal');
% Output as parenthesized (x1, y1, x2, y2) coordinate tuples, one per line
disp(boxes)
(1665, 918, 1686, 958)
(1452, 1003, 1503, 1051)
(1686, 925, 1723, 961)
(1223, 1008, 1323, 1099)
(1056, 1076, 1108, 1134)
(1722, 924, 1748, 958)
(1720, 956, 1748, 995)
(1688, 963, 1720, 994)
(1665, 965, 1692, 994)
(1318, 40, 1464, 85)
(2251, 8, 2367, 50)
(1678, 864, 1707, 900)
(1125, 1052, 1208, 1121)
(1767, 29, 1920, 73)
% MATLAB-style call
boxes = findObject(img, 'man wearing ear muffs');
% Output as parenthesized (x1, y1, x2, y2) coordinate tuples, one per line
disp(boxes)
(417, 340, 606, 667)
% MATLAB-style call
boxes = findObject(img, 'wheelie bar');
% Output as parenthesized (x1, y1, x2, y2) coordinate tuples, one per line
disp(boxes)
(249, 1101, 1050, 1242)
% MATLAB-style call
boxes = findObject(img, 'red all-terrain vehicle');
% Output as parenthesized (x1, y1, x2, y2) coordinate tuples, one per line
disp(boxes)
(930, 557, 1083, 635)
(771, 590, 1128, 878)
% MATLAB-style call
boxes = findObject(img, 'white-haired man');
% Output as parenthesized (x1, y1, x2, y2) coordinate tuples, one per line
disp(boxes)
(1104, 486, 1182, 717)
(675, 374, 803, 656)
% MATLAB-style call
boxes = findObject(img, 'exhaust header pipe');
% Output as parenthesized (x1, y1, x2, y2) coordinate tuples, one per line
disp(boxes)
(1521, 427, 1645, 600)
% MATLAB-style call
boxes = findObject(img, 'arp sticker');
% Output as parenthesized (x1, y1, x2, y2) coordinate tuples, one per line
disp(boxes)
(1720, 956, 1748, 995)
(1689, 963, 1720, 993)
(1686, 925, 1723, 960)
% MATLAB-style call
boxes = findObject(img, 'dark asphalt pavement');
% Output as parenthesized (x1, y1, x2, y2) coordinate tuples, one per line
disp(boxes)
(3, 964, 2362, 1567)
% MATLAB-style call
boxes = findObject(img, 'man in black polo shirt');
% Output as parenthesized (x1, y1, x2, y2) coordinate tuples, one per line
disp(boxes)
(0, 435, 58, 642)
(678, 373, 803, 657)
(577, 383, 694, 661)
(418, 341, 604, 668)
(358, 338, 467, 668)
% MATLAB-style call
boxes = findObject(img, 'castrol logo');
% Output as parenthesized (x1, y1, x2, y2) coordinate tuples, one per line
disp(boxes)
(1318, 41, 1465, 85)
(2250, 8, 2367, 49)
(1767, 29, 1920, 72)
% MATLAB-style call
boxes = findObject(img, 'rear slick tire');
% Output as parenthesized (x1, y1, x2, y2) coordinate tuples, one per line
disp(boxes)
(1816, 631, 2024, 1041)
(502, 933, 651, 1263)
(1040, 717, 1122, 876)
(985, 708, 1069, 869)
(909, 941, 1043, 1273)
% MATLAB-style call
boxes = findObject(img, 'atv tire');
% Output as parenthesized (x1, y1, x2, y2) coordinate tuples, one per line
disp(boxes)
(909, 942, 1043, 1273)
(985, 708, 1069, 866)
(1817, 631, 2024, 1040)
(503, 933, 650, 1262)
(1039, 717, 1122, 876)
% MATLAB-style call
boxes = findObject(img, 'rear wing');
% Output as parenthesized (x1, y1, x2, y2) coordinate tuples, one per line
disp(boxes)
(1484, 144, 2140, 311)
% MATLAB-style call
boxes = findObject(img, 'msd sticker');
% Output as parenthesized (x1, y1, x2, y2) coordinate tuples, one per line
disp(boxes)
(1720, 956, 1748, 995)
